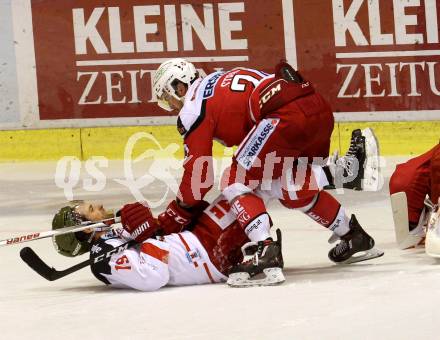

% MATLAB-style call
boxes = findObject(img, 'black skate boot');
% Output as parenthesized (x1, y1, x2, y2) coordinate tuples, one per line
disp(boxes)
(325, 128, 381, 191)
(339, 129, 366, 190)
(328, 215, 384, 264)
(227, 229, 285, 287)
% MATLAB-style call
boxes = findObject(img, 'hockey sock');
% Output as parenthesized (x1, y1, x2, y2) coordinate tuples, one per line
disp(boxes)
(304, 191, 350, 236)
(231, 194, 271, 242)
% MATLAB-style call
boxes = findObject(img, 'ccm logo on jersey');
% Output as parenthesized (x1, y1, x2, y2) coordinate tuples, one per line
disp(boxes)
(236, 118, 279, 170)
(93, 243, 131, 263)
(259, 83, 282, 109)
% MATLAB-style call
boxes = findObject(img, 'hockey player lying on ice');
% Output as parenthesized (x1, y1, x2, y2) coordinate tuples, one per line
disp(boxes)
(52, 199, 281, 290)
(52, 158, 383, 290)
(390, 143, 440, 255)
(152, 58, 383, 283)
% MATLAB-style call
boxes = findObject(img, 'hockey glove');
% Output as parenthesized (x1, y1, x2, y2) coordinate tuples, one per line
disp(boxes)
(119, 202, 160, 243)
(158, 199, 209, 234)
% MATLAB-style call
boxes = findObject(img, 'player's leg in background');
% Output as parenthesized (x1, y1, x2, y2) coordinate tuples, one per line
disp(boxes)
(389, 147, 433, 229)
(390, 145, 437, 249)
(430, 143, 440, 204)
(422, 143, 440, 257)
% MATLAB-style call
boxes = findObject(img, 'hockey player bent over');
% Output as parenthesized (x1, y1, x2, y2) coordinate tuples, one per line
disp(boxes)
(389, 143, 440, 254)
(152, 59, 383, 283)
(52, 200, 283, 290)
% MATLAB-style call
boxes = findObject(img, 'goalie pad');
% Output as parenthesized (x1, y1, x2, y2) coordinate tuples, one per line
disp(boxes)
(390, 192, 424, 249)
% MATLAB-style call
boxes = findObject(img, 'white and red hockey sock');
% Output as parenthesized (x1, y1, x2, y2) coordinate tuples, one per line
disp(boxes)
(304, 191, 350, 237)
(231, 194, 271, 242)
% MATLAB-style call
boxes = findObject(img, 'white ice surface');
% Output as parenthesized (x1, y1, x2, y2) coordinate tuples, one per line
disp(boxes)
(1, 158, 440, 340)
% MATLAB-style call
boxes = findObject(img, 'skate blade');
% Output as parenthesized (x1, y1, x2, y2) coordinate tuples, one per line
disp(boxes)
(339, 247, 384, 264)
(227, 268, 285, 288)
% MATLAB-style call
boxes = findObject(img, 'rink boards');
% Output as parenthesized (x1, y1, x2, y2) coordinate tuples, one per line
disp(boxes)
(0, 0, 439, 161)
(0, 121, 438, 161)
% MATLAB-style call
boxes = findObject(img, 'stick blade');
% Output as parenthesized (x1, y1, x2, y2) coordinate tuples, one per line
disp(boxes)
(20, 247, 56, 281)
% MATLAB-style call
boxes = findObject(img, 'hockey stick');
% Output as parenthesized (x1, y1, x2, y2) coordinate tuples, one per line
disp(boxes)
(0, 217, 121, 247)
(20, 240, 136, 281)
(20, 247, 91, 281)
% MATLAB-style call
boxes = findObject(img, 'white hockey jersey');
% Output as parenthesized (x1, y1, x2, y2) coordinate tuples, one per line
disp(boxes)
(90, 230, 226, 292)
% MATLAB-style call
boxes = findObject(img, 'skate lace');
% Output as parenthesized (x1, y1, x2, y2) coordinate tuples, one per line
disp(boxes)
(346, 137, 358, 157)
(335, 135, 359, 176)
(334, 240, 349, 256)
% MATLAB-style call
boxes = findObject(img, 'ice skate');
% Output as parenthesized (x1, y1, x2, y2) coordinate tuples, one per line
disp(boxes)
(339, 129, 366, 190)
(227, 229, 285, 287)
(326, 128, 381, 191)
(328, 215, 384, 264)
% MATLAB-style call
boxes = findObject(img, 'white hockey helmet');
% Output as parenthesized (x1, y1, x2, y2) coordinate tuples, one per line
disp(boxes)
(153, 58, 199, 111)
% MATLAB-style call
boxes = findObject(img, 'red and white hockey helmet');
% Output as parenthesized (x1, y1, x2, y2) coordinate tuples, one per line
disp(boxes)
(153, 58, 199, 111)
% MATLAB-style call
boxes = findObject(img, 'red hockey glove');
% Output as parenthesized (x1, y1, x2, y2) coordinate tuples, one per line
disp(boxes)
(158, 200, 209, 234)
(119, 202, 160, 243)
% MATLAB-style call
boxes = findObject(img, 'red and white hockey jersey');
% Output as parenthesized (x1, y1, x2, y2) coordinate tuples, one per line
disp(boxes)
(176, 66, 318, 206)
(176, 68, 272, 206)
